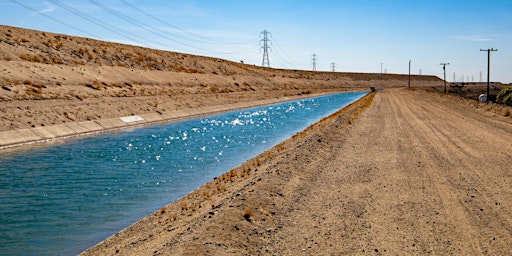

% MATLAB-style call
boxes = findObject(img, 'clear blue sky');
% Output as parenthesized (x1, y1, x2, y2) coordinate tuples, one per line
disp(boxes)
(2, 0, 511, 83)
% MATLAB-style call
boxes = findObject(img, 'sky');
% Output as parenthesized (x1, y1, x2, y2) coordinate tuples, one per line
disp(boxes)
(1, 0, 511, 83)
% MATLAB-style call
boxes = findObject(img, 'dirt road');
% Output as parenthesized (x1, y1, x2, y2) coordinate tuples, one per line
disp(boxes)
(83, 88, 512, 255)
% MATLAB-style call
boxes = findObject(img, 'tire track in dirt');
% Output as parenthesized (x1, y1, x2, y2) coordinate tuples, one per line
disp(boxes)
(361, 89, 512, 254)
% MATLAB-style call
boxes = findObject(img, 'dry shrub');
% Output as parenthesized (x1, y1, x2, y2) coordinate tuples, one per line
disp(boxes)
(501, 108, 511, 117)
(111, 82, 122, 88)
(174, 66, 186, 72)
(145, 63, 154, 70)
(26, 84, 42, 94)
(78, 47, 88, 56)
(243, 208, 254, 221)
(50, 56, 64, 64)
(202, 191, 210, 199)
(19, 54, 42, 63)
(23, 79, 32, 85)
(85, 81, 102, 90)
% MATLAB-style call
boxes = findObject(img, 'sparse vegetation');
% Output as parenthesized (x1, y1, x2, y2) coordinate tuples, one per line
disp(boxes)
(497, 86, 512, 106)
(501, 108, 510, 117)
(19, 54, 42, 63)
(243, 207, 253, 221)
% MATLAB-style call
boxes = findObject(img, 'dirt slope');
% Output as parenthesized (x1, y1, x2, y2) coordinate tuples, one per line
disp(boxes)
(1, 25, 441, 132)
(82, 88, 512, 255)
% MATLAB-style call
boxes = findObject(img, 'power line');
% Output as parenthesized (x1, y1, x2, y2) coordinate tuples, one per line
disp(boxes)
(440, 63, 450, 94)
(410, 60, 441, 76)
(119, 0, 251, 45)
(260, 30, 271, 67)
(49, 0, 258, 55)
(311, 54, 317, 71)
(331, 62, 335, 72)
(480, 48, 498, 103)
(269, 34, 302, 68)
(88, 0, 259, 55)
(49, 0, 147, 45)
(408, 60, 411, 88)
(10, 0, 98, 38)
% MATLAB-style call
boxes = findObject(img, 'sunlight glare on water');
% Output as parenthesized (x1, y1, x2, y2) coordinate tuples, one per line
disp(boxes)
(0, 91, 367, 255)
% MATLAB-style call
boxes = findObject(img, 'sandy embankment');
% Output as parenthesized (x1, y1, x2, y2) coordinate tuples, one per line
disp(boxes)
(82, 88, 512, 255)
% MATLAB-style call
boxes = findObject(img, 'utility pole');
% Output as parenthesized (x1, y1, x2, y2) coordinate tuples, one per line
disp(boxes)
(480, 48, 498, 103)
(380, 63, 383, 87)
(408, 60, 411, 89)
(419, 69, 422, 75)
(330, 62, 335, 72)
(311, 54, 317, 71)
(260, 30, 271, 67)
(440, 63, 449, 94)
(479, 71, 482, 83)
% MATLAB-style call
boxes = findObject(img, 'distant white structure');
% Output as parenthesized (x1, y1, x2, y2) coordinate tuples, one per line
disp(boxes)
(478, 94, 487, 102)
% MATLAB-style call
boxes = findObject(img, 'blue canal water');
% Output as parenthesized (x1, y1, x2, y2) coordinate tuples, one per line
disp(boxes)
(0, 91, 367, 255)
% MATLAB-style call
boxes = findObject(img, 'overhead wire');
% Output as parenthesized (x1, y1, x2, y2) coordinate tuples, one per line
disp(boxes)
(118, 0, 253, 45)
(10, 0, 99, 39)
(49, 0, 259, 55)
(48, 0, 148, 46)
(269, 33, 309, 69)
(411, 60, 442, 77)
(270, 35, 299, 66)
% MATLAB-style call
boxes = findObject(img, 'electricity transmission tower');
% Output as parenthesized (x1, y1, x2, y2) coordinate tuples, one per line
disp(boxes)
(311, 54, 317, 71)
(330, 62, 335, 72)
(480, 48, 498, 103)
(440, 63, 449, 94)
(260, 30, 271, 67)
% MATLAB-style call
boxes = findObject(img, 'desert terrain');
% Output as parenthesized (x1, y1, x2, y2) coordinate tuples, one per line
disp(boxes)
(1, 25, 511, 255)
